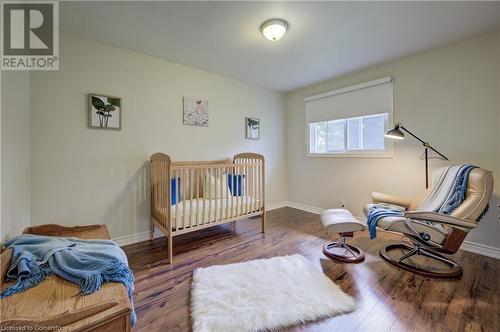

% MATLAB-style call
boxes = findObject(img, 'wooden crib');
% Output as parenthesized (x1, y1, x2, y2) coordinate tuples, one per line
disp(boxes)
(150, 152, 265, 263)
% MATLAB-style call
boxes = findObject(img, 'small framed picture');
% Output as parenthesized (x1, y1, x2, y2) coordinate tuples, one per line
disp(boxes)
(183, 97, 209, 127)
(246, 117, 260, 140)
(89, 93, 122, 130)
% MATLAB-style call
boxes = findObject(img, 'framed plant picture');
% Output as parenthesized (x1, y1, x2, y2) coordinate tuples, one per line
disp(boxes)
(88, 93, 122, 130)
(246, 117, 260, 140)
(183, 97, 209, 127)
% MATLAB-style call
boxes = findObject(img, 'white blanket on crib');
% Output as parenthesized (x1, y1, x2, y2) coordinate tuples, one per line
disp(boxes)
(170, 196, 261, 227)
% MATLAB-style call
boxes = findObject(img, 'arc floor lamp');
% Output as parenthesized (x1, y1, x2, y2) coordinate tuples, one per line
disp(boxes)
(385, 122, 448, 189)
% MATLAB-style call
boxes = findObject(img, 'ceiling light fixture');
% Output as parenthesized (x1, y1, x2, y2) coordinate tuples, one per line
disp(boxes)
(260, 19, 288, 41)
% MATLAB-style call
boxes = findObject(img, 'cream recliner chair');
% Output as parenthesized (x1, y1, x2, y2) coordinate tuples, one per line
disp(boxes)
(363, 167, 493, 278)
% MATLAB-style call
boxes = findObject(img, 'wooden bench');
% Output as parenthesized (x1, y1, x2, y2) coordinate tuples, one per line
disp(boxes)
(0, 224, 132, 331)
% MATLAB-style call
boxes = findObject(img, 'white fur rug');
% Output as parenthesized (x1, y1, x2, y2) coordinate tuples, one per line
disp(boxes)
(191, 254, 355, 332)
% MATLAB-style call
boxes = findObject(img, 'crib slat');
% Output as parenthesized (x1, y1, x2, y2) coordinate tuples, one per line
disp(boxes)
(166, 163, 170, 231)
(218, 167, 223, 222)
(262, 160, 265, 211)
(160, 163, 163, 228)
(237, 165, 241, 216)
(214, 166, 217, 223)
(174, 169, 178, 232)
(201, 167, 205, 225)
(196, 168, 200, 227)
(247, 160, 251, 214)
(180, 169, 183, 229)
(233, 166, 237, 217)
(193, 169, 196, 227)
(229, 167, 232, 218)
(252, 162, 256, 213)
(153, 162, 157, 211)
(225, 165, 229, 220)
(230, 166, 236, 217)
(254, 163, 258, 212)
(166, 161, 170, 230)
(240, 165, 244, 216)
(213, 166, 217, 223)
(257, 162, 261, 212)
(249, 164, 253, 212)
(258, 162, 262, 211)
(255, 161, 259, 212)
(260, 161, 263, 210)
(176, 169, 179, 231)
(163, 162, 166, 223)
(189, 169, 193, 228)
(209, 168, 213, 224)
(182, 169, 186, 230)
(244, 163, 248, 215)
(216, 166, 220, 222)
(152, 162, 156, 212)
(247, 163, 251, 213)
(160, 163, 164, 227)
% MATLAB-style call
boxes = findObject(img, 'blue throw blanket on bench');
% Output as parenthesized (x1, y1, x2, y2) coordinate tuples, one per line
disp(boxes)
(0, 235, 136, 325)
(367, 164, 477, 239)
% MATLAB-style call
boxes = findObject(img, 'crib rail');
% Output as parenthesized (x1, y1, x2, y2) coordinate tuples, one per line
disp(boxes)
(150, 153, 265, 262)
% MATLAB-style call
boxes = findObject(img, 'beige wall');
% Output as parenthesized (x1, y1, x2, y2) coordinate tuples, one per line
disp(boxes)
(9, 30, 500, 250)
(30, 33, 287, 239)
(1, 71, 31, 240)
(285, 31, 500, 249)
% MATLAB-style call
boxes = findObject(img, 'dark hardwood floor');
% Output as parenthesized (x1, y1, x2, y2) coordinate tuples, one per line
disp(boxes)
(123, 207, 499, 332)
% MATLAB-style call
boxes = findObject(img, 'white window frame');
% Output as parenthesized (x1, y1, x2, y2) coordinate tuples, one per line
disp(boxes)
(308, 113, 393, 157)
(305, 77, 394, 158)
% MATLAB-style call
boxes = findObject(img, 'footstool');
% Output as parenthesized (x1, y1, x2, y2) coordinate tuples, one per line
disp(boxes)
(320, 209, 366, 263)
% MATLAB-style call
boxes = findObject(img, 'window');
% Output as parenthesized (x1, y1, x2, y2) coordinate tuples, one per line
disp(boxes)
(309, 113, 388, 154)
(305, 77, 393, 157)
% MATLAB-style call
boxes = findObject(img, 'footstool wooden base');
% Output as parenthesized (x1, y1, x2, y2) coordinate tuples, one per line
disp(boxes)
(320, 209, 366, 263)
(323, 233, 365, 263)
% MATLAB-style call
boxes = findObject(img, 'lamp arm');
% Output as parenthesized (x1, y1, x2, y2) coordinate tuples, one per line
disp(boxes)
(397, 123, 448, 160)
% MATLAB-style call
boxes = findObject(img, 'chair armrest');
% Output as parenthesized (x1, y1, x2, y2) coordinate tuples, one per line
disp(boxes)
(372, 192, 412, 209)
(404, 211, 477, 229)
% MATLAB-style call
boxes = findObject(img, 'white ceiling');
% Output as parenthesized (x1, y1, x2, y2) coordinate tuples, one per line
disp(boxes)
(61, 1, 500, 92)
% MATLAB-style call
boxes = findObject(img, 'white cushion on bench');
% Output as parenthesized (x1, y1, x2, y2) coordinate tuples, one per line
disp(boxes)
(320, 209, 366, 235)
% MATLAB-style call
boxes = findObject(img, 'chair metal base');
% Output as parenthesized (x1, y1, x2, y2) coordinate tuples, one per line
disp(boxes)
(323, 238, 365, 263)
(379, 243, 463, 279)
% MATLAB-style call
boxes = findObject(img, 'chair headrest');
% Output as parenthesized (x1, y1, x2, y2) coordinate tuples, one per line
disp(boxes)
(450, 168, 494, 221)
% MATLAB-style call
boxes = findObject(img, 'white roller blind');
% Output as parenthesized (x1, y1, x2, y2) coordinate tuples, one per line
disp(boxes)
(305, 77, 393, 123)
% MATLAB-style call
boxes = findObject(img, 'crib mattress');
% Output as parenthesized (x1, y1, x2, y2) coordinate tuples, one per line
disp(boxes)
(153, 196, 262, 230)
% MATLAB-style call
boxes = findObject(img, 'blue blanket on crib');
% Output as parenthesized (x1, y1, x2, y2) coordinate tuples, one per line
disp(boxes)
(367, 164, 477, 239)
(0, 235, 136, 326)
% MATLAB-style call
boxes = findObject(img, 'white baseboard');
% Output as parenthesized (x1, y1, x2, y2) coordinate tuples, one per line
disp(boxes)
(266, 201, 288, 211)
(460, 241, 500, 259)
(113, 201, 500, 259)
(113, 231, 151, 247)
(286, 201, 324, 215)
(114, 228, 168, 246)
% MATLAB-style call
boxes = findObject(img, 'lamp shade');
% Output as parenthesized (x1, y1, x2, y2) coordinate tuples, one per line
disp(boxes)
(385, 125, 405, 140)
